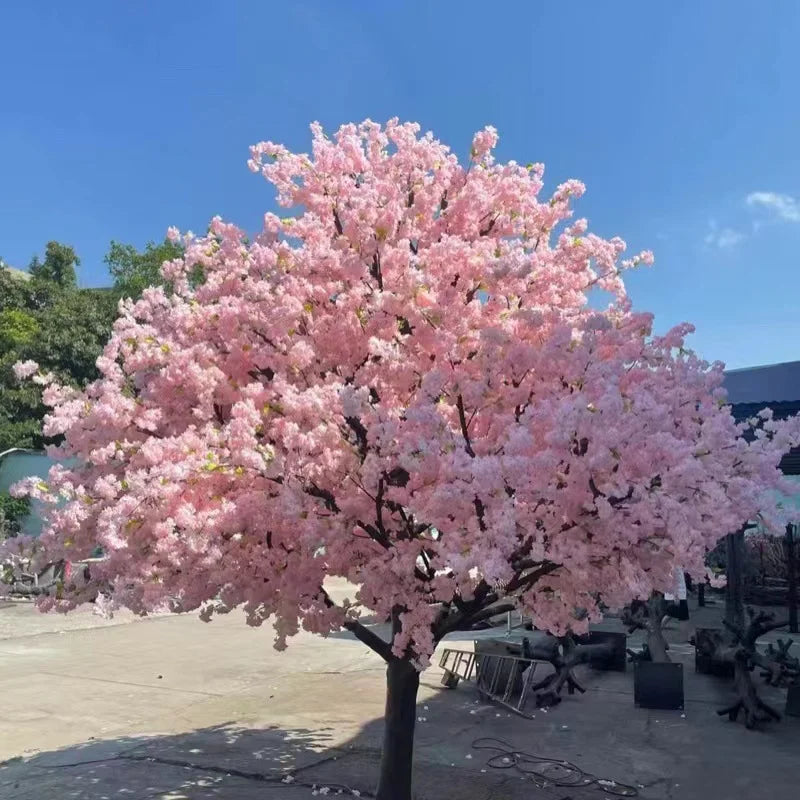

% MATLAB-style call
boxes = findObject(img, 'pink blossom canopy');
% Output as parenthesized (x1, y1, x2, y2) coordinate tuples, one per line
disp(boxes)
(7, 120, 800, 662)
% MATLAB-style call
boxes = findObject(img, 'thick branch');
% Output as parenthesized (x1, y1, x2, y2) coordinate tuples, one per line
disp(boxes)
(247, 366, 275, 383)
(320, 587, 393, 661)
(436, 564, 559, 638)
(343, 619, 393, 661)
(455, 602, 515, 631)
(505, 561, 560, 594)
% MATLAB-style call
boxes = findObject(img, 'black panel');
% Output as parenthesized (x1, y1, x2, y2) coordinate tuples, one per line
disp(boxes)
(634, 661, 684, 710)
(786, 685, 800, 717)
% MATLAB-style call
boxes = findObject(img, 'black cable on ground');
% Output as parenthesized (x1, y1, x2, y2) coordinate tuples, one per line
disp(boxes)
(472, 737, 638, 797)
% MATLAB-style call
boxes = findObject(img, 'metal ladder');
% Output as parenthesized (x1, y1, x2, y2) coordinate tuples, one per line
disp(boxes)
(439, 647, 542, 718)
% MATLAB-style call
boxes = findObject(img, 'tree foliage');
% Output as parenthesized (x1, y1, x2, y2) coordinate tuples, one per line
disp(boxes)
(28, 241, 79, 288)
(8, 120, 800, 649)
(105, 238, 183, 300)
(0, 258, 117, 452)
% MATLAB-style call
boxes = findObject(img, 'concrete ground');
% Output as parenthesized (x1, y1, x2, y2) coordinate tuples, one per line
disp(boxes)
(0, 588, 798, 799)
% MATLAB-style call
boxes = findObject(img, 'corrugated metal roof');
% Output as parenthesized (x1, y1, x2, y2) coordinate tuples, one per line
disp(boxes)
(723, 360, 800, 404)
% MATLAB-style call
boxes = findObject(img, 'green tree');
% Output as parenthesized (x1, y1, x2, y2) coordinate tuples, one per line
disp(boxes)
(0, 264, 34, 311)
(0, 493, 31, 541)
(0, 309, 39, 350)
(0, 268, 46, 452)
(28, 241, 79, 288)
(105, 238, 183, 299)
(0, 341, 43, 451)
(27, 287, 118, 385)
(0, 245, 118, 451)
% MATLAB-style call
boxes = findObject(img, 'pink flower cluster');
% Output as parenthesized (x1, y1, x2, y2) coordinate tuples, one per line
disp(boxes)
(5, 120, 799, 664)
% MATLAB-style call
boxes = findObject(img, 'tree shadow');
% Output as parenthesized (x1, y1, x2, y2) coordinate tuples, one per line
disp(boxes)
(0, 722, 367, 799)
(0, 681, 617, 800)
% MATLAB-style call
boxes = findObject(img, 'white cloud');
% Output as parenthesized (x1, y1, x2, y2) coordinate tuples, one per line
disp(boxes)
(704, 219, 744, 249)
(745, 191, 800, 222)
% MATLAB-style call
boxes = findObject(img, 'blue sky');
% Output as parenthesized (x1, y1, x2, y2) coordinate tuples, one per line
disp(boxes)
(2, 1, 799, 369)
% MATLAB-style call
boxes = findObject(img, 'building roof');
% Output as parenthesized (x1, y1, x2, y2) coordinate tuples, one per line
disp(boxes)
(1, 264, 31, 281)
(723, 361, 800, 475)
(723, 360, 800, 404)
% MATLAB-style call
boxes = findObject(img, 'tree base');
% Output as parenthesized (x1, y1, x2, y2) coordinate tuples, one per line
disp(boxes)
(532, 664, 586, 707)
(528, 635, 615, 707)
(718, 659, 781, 729)
(694, 609, 793, 730)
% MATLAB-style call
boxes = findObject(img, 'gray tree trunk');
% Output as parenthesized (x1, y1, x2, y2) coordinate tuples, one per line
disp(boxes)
(725, 529, 745, 631)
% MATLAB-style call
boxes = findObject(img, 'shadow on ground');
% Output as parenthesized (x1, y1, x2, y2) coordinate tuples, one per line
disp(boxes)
(0, 683, 649, 800)
(3, 602, 800, 800)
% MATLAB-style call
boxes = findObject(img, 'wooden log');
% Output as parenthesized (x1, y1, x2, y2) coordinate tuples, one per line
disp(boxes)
(480, 630, 625, 709)
(527, 634, 620, 707)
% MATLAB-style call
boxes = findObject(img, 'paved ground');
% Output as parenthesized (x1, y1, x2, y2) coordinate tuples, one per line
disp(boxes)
(0, 589, 798, 799)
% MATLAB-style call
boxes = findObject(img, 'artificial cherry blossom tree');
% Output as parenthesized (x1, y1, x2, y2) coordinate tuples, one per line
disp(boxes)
(5, 120, 800, 799)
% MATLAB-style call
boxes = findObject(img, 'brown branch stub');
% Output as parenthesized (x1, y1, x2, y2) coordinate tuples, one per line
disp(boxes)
(384, 466, 410, 487)
(356, 520, 390, 549)
(333, 208, 344, 236)
(305, 483, 340, 513)
(479, 217, 497, 237)
(370, 253, 384, 290)
(248, 366, 275, 382)
(345, 416, 369, 462)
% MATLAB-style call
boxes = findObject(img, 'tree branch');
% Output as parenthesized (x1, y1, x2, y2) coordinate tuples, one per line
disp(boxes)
(370, 253, 384, 290)
(344, 416, 369, 462)
(305, 483, 340, 513)
(356, 520, 390, 549)
(456, 394, 475, 458)
(333, 208, 344, 236)
(506, 561, 560, 594)
(320, 587, 393, 661)
(343, 619, 394, 661)
(449, 602, 516, 634)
